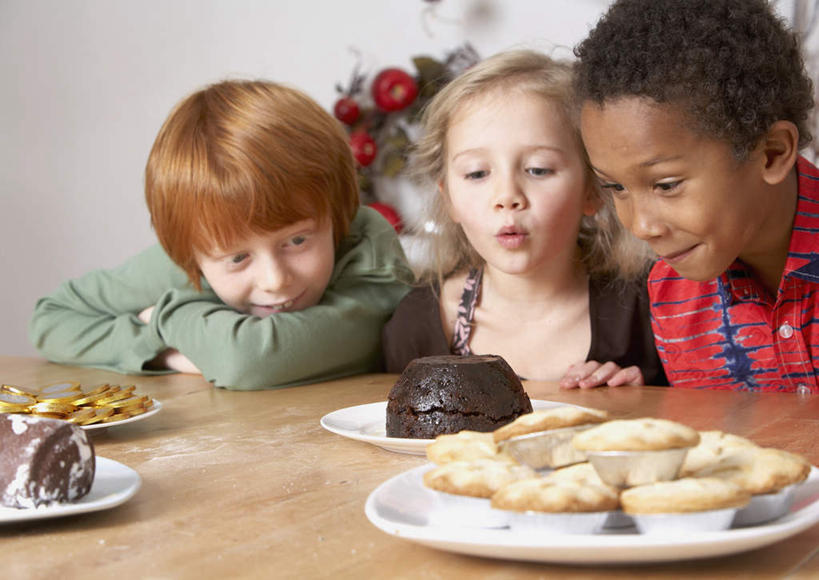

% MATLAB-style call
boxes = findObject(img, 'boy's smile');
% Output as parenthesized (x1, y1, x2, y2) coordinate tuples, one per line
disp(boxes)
(195, 219, 335, 317)
(580, 97, 794, 284)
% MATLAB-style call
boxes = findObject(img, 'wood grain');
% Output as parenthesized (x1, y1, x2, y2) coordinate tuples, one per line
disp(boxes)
(1, 356, 818, 579)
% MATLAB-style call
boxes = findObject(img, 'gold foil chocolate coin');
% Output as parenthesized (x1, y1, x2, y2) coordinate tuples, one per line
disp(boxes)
(0, 380, 155, 427)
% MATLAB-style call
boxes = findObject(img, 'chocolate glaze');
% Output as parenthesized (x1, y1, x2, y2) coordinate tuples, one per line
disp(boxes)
(386, 354, 532, 439)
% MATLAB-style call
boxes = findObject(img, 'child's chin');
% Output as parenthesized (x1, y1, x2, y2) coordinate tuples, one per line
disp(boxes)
(248, 305, 280, 317)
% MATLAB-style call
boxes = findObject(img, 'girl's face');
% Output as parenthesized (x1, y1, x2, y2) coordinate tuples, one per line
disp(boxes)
(195, 218, 335, 317)
(444, 90, 594, 277)
(580, 98, 771, 282)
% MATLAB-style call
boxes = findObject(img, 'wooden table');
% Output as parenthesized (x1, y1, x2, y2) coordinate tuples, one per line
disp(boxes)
(2, 355, 819, 579)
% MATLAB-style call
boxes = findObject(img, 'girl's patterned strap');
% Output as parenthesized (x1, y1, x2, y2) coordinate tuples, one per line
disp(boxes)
(451, 267, 482, 355)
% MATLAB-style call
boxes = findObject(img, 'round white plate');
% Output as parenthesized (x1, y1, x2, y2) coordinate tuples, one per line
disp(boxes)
(82, 400, 162, 430)
(0, 457, 141, 523)
(320, 399, 582, 455)
(365, 465, 819, 564)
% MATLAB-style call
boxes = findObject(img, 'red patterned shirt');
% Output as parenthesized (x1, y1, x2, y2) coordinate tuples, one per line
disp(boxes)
(649, 157, 819, 392)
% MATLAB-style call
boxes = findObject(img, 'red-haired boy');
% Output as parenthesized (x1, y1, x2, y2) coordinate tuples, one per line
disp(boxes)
(31, 80, 412, 389)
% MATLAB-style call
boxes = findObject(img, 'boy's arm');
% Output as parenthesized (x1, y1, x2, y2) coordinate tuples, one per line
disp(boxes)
(28, 245, 189, 374)
(150, 208, 413, 389)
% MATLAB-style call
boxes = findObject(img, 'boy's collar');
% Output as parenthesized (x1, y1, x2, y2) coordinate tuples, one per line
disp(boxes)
(722, 156, 819, 303)
(721, 265, 761, 305)
(780, 156, 819, 284)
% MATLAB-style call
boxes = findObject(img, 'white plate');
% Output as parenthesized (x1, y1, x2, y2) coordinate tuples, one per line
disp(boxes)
(82, 400, 162, 430)
(320, 399, 572, 455)
(365, 464, 819, 564)
(0, 457, 141, 523)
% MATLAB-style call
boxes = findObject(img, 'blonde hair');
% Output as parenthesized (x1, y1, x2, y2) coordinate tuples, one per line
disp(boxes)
(145, 80, 359, 288)
(410, 49, 651, 284)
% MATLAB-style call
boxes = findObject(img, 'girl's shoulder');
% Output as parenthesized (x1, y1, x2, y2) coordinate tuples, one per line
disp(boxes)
(441, 269, 471, 302)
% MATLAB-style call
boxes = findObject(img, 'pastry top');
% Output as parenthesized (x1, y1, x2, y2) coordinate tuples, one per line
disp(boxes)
(680, 430, 759, 476)
(491, 478, 619, 513)
(690, 447, 811, 495)
(620, 477, 751, 514)
(426, 430, 515, 465)
(572, 418, 700, 452)
(542, 462, 606, 486)
(422, 459, 535, 498)
(493, 406, 609, 442)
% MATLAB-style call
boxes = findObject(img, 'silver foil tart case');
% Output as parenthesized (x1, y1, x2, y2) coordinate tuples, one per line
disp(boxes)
(630, 508, 738, 535)
(603, 510, 634, 529)
(586, 447, 691, 488)
(425, 489, 510, 528)
(498, 425, 593, 470)
(733, 483, 798, 527)
(504, 510, 610, 535)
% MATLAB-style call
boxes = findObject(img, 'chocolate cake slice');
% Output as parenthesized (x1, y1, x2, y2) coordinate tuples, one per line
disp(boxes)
(0, 414, 95, 508)
(386, 354, 532, 439)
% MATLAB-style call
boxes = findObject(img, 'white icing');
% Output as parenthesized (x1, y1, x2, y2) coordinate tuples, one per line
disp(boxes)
(9, 414, 30, 435)
(24, 437, 42, 455)
(3, 464, 32, 507)
(67, 429, 94, 500)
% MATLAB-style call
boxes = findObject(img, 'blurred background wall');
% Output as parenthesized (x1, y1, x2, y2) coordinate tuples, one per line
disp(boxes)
(0, 0, 802, 356)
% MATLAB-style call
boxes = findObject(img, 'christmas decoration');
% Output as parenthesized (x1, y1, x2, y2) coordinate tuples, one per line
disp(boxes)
(367, 201, 404, 233)
(371, 68, 419, 112)
(349, 131, 377, 167)
(333, 97, 360, 125)
(332, 43, 481, 224)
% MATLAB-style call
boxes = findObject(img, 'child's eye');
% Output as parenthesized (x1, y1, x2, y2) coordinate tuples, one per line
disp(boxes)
(526, 167, 554, 177)
(230, 253, 249, 265)
(283, 234, 310, 249)
(655, 180, 682, 194)
(464, 170, 488, 180)
(599, 182, 627, 197)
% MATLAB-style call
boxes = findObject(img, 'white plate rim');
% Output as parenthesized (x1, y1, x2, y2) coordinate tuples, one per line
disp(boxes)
(320, 399, 579, 455)
(364, 464, 819, 564)
(0, 456, 141, 523)
(82, 399, 162, 430)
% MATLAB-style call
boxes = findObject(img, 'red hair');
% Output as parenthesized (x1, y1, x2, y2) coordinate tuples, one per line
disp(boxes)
(145, 80, 359, 288)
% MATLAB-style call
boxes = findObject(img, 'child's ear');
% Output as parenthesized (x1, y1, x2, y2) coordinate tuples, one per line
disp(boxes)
(758, 120, 799, 185)
(439, 179, 461, 224)
(582, 183, 601, 217)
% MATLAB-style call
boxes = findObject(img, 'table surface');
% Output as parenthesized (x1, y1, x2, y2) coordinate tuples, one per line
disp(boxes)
(2, 355, 819, 579)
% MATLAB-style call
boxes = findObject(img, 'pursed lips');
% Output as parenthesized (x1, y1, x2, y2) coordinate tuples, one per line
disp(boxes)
(496, 225, 528, 249)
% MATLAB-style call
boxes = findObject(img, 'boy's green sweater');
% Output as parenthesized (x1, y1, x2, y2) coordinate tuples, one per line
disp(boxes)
(30, 207, 413, 389)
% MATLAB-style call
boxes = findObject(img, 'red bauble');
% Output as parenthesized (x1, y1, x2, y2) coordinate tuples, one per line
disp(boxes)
(333, 97, 360, 125)
(371, 68, 419, 112)
(349, 131, 377, 166)
(367, 202, 403, 233)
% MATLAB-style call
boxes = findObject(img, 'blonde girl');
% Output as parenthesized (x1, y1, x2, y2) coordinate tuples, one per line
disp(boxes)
(382, 50, 665, 388)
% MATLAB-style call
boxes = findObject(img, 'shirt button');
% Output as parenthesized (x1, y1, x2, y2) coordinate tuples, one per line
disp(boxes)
(779, 324, 794, 339)
(797, 384, 811, 396)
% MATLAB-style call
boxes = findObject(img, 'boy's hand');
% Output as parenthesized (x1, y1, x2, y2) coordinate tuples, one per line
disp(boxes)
(138, 306, 200, 373)
(559, 360, 644, 389)
(138, 306, 155, 324)
(146, 348, 201, 374)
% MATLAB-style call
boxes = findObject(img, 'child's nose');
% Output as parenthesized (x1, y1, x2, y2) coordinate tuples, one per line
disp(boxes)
(256, 258, 291, 292)
(493, 174, 527, 211)
(628, 201, 665, 241)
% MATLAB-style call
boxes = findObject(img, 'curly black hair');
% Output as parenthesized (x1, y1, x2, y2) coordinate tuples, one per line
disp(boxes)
(574, 0, 814, 158)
